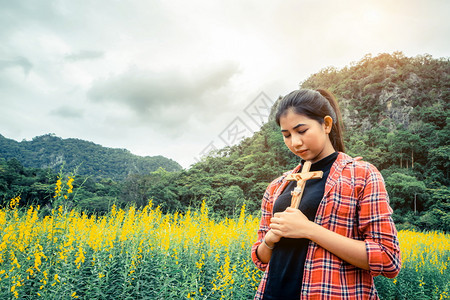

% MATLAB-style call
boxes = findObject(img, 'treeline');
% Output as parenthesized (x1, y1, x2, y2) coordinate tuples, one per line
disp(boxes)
(0, 158, 121, 213)
(0, 133, 182, 181)
(1, 52, 448, 231)
(0, 123, 293, 216)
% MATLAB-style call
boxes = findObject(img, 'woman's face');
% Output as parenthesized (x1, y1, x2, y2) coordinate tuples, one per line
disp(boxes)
(279, 109, 335, 163)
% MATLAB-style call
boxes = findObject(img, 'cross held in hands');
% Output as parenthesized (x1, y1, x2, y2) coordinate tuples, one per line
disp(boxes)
(286, 161, 323, 209)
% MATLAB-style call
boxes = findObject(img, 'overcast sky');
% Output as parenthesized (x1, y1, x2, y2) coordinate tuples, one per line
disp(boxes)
(1, 0, 449, 168)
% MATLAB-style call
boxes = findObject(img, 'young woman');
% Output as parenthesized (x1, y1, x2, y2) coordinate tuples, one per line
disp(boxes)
(251, 89, 401, 299)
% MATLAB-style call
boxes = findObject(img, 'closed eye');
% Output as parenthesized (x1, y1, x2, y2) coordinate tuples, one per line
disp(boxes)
(283, 129, 307, 138)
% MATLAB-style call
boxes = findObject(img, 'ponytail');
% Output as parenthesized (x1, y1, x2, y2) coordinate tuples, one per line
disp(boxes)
(316, 89, 345, 152)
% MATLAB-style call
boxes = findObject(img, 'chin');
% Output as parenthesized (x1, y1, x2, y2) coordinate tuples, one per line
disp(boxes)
(302, 154, 320, 163)
(295, 153, 309, 161)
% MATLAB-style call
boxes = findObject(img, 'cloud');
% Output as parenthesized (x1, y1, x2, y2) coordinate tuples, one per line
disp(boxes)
(0, 57, 33, 75)
(50, 106, 84, 119)
(87, 62, 240, 129)
(0, 0, 448, 168)
(65, 50, 104, 62)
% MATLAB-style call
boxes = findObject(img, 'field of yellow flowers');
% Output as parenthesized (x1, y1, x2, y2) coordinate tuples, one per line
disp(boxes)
(1, 198, 449, 299)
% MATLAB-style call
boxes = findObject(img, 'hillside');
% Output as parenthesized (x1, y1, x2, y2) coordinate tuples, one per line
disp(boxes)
(299, 52, 449, 180)
(301, 52, 448, 131)
(0, 133, 182, 181)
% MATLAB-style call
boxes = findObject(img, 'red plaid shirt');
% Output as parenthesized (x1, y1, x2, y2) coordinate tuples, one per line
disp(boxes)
(251, 153, 401, 299)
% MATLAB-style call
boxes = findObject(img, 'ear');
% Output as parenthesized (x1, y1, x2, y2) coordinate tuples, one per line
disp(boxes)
(323, 116, 333, 134)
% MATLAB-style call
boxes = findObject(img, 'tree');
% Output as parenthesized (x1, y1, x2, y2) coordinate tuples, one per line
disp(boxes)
(385, 172, 427, 215)
(222, 185, 245, 216)
(419, 185, 450, 231)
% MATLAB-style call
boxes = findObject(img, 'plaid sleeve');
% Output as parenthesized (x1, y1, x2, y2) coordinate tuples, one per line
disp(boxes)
(358, 163, 402, 278)
(251, 176, 282, 271)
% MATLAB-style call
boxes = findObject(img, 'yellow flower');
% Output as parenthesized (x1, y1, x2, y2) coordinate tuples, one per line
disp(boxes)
(74, 245, 85, 268)
(54, 177, 62, 198)
(67, 176, 74, 194)
(9, 196, 20, 209)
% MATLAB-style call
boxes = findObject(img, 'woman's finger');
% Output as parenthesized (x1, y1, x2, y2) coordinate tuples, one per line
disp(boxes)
(270, 216, 281, 224)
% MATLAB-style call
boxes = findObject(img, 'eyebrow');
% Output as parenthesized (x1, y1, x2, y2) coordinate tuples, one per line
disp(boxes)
(281, 123, 306, 132)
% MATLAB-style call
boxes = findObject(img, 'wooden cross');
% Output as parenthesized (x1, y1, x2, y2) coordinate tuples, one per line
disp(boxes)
(286, 161, 323, 209)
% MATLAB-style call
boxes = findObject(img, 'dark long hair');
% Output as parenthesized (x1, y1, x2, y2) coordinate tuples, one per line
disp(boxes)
(275, 89, 345, 152)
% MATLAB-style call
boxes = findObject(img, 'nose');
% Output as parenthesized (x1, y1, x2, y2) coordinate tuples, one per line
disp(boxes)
(291, 134, 303, 149)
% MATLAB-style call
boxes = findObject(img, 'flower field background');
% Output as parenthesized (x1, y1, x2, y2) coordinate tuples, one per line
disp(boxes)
(1, 200, 449, 299)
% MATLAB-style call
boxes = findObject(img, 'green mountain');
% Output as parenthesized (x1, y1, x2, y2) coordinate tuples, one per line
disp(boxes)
(299, 52, 449, 179)
(0, 133, 182, 181)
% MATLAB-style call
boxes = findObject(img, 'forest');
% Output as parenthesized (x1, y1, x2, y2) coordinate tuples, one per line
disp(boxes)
(0, 52, 448, 231)
(0, 133, 182, 180)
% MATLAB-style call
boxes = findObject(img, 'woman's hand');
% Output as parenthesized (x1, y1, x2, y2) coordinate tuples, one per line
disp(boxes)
(269, 207, 315, 239)
(264, 229, 282, 246)
(256, 229, 282, 263)
(270, 207, 370, 270)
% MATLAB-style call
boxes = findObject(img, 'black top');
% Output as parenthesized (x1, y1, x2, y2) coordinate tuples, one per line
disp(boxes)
(263, 152, 338, 300)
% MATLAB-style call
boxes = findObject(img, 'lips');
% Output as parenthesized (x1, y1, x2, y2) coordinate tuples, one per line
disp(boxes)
(297, 149, 308, 155)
